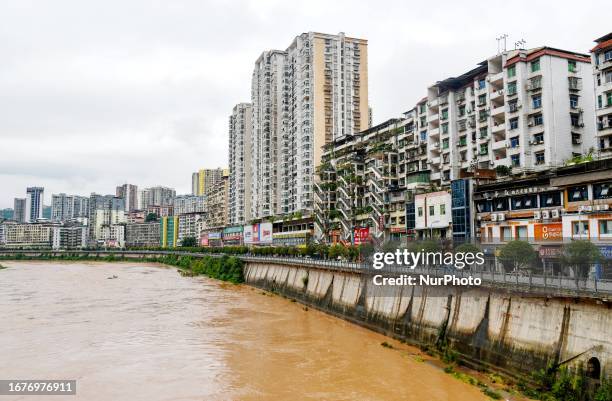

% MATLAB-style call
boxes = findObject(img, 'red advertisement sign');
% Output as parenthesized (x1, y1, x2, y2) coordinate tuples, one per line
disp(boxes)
(353, 227, 370, 245)
(200, 234, 209, 247)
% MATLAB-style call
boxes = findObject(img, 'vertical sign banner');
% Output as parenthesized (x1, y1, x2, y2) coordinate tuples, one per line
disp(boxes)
(259, 222, 273, 244)
(200, 234, 209, 247)
(353, 227, 370, 245)
(243, 225, 254, 244)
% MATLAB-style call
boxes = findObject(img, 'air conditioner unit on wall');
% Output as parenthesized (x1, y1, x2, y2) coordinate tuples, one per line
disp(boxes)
(534, 211, 541, 219)
(491, 213, 498, 222)
(498, 213, 505, 221)
(542, 210, 550, 219)
(551, 209, 560, 218)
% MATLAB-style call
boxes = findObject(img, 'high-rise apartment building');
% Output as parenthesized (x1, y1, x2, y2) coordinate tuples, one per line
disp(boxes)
(591, 33, 612, 155)
(250, 32, 369, 220)
(116, 184, 138, 212)
(228, 103, 253, 225)
(13, 198, 26, 222)
(415, 47, 594, 187)
(25, 187, 44, 223)
(139, 186, 176, 209)
(173, 195, 206, 215)
(51, 194, 89, 222)
(88, 194, 126, 243)
(191, 168, 226, 196)
(205, 171, 230, 229)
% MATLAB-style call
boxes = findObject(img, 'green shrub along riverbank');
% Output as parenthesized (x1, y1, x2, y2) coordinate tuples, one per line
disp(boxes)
(0, 253, 244, 284)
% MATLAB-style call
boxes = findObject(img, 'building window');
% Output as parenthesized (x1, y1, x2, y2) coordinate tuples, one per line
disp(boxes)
(442, 138, 449, 149)
(420, 131, 427, 141)
(533, 113, 543, 126)
(429, 205, 435, 216)
(531, 59, 540, 72)
(509, 117, 519, 130)
(442, 123, 449, 134)
(507, 65, 516, 78)
(540, 192, 561, 207)
(515, 226, 528, 239)
(594, 183, 610, 199)
(600, 220, 612, 237)
(479, 144, 488, 155)
(418, 207, 423, 217)
(535, 151, 545, 165)
(568, 60, 577, 72)
(598, 95, 603, 109)
(478, 94, 487, 106)
(532, 94, 542, 109)
(572, 221, 589, 238)
(533, 132, 544, 144)
(493, 198, 508, 211)
(510, 137, 519, 148)
(568, 185, 588, 201)
(478, 79, 486, 89)
(441, 109, 448, 120)
(606, 50, 612, 62)
(440, 204, 446, 215)
(511, 154, 520, 167)
(507, 81, 517, 96)
(570, 94, 579, 109)
(479, 127, 488, 138)
(501, 227, 512, 241)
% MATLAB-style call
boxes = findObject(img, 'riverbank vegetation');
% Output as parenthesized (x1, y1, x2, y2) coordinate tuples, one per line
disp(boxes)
(0, 253, 244, 284)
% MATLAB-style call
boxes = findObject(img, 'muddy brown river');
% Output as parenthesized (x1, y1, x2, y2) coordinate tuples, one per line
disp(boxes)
(0, 262, 488, 400)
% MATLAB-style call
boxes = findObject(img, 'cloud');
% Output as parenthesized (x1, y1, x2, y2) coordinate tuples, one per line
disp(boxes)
(0, 0, 607, 207)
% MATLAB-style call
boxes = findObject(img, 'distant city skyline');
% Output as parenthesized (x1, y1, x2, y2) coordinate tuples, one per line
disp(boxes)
(1, 0, 609, 207)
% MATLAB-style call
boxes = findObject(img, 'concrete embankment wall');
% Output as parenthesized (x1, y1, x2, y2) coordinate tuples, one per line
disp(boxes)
(244, 262, 612, 379)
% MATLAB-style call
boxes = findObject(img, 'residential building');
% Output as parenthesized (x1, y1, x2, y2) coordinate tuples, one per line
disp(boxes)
(173, 195, 206, 215)
(116, 184, 138, 212)
(146, 205, 173, 218)
(205, 171, 229, 229)
(127, 210, 146, 223)
(178, 213, 205, 245)
(52, 225, 88, 250)
(51, 194, 89, 222)
(473, 158, 611, 253)
(416, 47, 594, 188)
(228, 103, 253, 225)
(413, 191, 452, 239)
(250, 32, 369, 220)
(125, 222, 160, 247)
(88, 194, 125, 244)
(42, 205, 51, 220)
(25, 187, 44, 222)
(592, 33, 612, 156)
(0, 222, 55, 248)
(13, 198, 25, 222)
(160, 216, 179, 248)
(100, 224, 125, 248)
(139, 186, 175, 209)
(191, 168, 226, 196)
(314, 117, 430, 243)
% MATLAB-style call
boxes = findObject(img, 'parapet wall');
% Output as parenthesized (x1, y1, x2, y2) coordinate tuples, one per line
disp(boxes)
(244, 261, 612, 379)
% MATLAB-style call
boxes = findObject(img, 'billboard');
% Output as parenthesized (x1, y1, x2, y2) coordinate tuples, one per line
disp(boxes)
(244, 223, 273, 245)
(534, 223, 563, 242)
(200, 234, 209, 247)
(353, 227, 370, 245)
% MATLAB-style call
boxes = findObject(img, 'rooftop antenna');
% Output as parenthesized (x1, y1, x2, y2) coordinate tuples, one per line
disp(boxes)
(514, 39, 527, 50)
(496, 34, 508, 54)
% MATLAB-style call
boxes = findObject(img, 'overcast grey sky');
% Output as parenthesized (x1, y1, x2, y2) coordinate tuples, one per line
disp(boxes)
(0, 0, 608, 207)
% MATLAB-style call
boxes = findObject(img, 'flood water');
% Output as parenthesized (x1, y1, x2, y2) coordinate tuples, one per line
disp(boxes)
(0, 262, 488, 400)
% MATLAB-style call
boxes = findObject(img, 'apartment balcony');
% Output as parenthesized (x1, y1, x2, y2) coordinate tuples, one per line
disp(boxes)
(428, 127, 440, 137)
(430, 171, 441, 181)
(430, 156, 441, 165)
(427, 114, 440, 124)
(492, 121, 506, 133)
(488, 71, 504, 87)
(491, 104, 505, 117)
(430, 142, 441, 153)
(490, 88, 504, 101)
